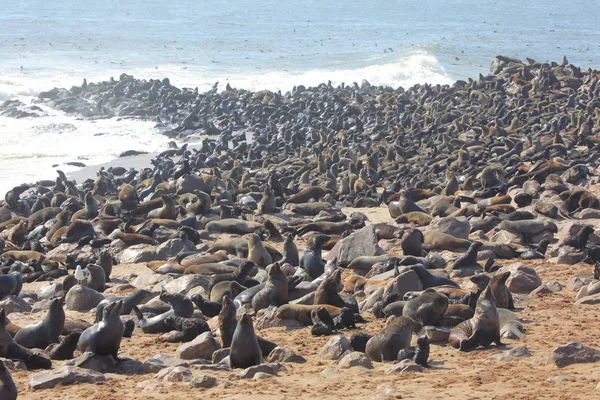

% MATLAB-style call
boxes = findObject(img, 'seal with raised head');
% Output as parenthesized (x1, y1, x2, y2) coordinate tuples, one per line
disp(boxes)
(230, 313, 262, 369)
(313, 268, 344, 308)
(14, 297, 65, 349)
(0, 309, 52, 369)
(252, 262, 288, 312)
(281, 233, 299, 266)
(396, 334, 430, 367)
(470, 272, 514, 309)
(365, 315, 421, 362)
(449, 285, 502, 351)
(208, 260, 254, 291)
(77, 301, 123, 358)
(299, 234, 328, 279)
(246, 233, 272, 267)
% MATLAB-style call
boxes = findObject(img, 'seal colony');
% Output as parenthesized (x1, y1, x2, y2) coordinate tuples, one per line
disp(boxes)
(1, 55, 600, 397)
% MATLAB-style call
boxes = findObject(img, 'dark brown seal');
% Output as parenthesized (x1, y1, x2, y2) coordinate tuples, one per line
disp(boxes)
(365, 315, 421, 362)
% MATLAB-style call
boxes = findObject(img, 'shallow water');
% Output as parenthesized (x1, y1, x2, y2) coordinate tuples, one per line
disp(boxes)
(0, 0, 599, 193)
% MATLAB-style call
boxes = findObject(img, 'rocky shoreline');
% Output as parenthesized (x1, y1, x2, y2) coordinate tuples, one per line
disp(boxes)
(1, 55, 600, 398)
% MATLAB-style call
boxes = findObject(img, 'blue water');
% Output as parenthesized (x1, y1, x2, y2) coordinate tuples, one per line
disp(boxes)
(0, 0, 599, 192)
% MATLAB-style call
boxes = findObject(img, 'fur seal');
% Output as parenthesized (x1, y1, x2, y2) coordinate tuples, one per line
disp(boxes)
(0, 309, 52, 369)
(400, 229, 424, 256)
(285, 186, 332, 204)
(499, 219, 557, 244)
(396, 334, 430, 367)
(210, 280, 247, 302)
(164, 315, 209, 342)
(402, 288, 448, 325)
(313, 268, 344, 308)
(77, 301, 124, 358)
(423, 231, 471, 251)
(281, 233, 299, 266)
(366, 316, 421, 362)
(406, 264, 460, 288)
(247, 233, 272, 267)
(208, 260, 254, 290)
(252, 262, 288, 312)
(299, 234, 327, 278)
(451, 241, 483, 270)
(206, 219, 263, 235)
(256, 184, 276, 214)
(0, 361, 17, 400)
(49, 331, 81, 360)
(230, 313, 262, 369)
(449, 285, 502, 351)
(563, 225, 594, 250)
(14, 297, 65, 349)
(470, 272, 514, 309)
(276, 304, 341, 324)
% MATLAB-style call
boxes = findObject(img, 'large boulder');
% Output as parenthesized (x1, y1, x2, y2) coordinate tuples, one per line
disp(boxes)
(28, 366, 106, 389)
(497, 263, 542, 293)
(550, 342, 600, 368)
(430, 216, 470, 239)
(65, 285, 104, 312)
(325, 226, 386, 267)
(316, 336, 351, 361)
(175, 332, 221, 360)
(156, 274, 210, 295)
(118, 239, 195, 264)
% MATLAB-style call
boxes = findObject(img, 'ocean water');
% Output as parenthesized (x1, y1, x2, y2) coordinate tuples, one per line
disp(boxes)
(1, 0, 599, 194)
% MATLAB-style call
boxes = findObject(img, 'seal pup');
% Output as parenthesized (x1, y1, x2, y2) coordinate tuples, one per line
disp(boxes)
(14, 297, 65, 349)
(49, 332, 81, 360)
(229, 313, 262, 369)
(366, 315, 421, 362)
(563, 225, 594, 250)
(396, 334, 430, 367)
(449, 285, 502, 351)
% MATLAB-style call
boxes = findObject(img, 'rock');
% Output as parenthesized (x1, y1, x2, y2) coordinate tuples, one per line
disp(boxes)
(65, 285, 104, 312)
(324, 226, 386, 267)
(498, 263, 542, 293)
(0, 295, 32, 314)
(189, 374, 218, 388)
(133, 273, 173, 288)
(31, 299, 54, 313)
(155, 366, 192, 382)
(118, 239, 191, 264)
(1, 358, 26, 371)
(488, 346, 533, 361)
(337, 351, 373, 369)
(266, 347, 306, 364)
(316, 335, 351, 361)
(385, 360, 424, 374)
(546, 280, 564, 293)
(568, 276, 592, 292)
(143, 354, 189, 373)
(157, 274, 210, 295)
(556, 247, 587, 265)
(155, 239, 195, 260)
(320, 366, 340, 376)
(255, 306, 305, 331)
(67, 353, 144, 374)
(175, 332, 221, 360)
(28, 366, 106, 389)
(534, 201, 558, 218)
(430, 216, 470, 239)
(253, 372, 274, 380)
(550, 342, 600, 368)
(39, 283, 63, 300)
(235, 363, 285, 379)
(575, 293, 600, 305)
(423, 326, 450, 344)
(212, 348, 230, 364)
(530, 284, 552, 296)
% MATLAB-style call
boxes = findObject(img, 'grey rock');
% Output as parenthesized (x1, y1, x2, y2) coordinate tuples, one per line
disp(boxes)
(157, 274, 210, 295)
(65, 285, 104, 312)
(175, 332, 221, 360)
(39, 283, 63, 300)
(235, 363, 285, 379)
(155, 366, 192, 382)
(316, 335, 351, 361)
(266, 347, 306, 364)
(383, 270, 422, 298)
(189, 374, 218, 388)
(133, 273, 173, 288)
(430, 216, 470, 239)
(385, 360, 424, 374)
(498, 263, 542, 293)
(324, 226, 386, 268)
(337, 351, 373, 369)
(0, 295, 32, 314)
(66, 353, 144, 374)
(551, 342, 600, 368)
(212, 348, 230, 364)
(28, 366, 106, 389)
(488, 346, 533, 361)
(143, 354, 189, 373)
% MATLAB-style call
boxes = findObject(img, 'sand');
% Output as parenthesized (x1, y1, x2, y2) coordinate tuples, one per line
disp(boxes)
(7, 206, 600, 400)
